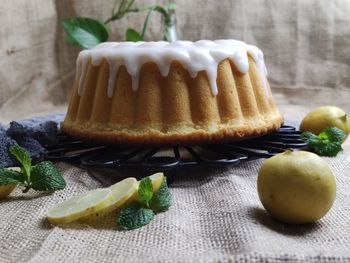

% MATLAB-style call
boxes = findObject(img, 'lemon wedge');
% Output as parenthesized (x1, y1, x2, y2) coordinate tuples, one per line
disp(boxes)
(0, 167, 21, 199)
(0, 184, 16, 199)
(131, 172, 164, 202)
(80, 177, 138, 222)
(47, 188, 112, 225)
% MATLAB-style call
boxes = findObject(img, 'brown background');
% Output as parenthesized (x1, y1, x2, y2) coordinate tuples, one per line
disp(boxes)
(0, 0, 349, 123)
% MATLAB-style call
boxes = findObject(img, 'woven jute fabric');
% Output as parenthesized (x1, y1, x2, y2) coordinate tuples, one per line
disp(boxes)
(1, 144, 350, 263)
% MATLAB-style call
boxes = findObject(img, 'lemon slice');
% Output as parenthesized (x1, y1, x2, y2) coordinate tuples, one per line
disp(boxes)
(47, 188, 112, 225)
(131, 172, 164, 201)
(0, 167, 21, 199)
(80, 177, 138, 222)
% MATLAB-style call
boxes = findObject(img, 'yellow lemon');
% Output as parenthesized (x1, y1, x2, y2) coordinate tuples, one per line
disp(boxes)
(300, 106, 350, 142)
(0, 167, 21, 199)
(257, 150, 336, 224)
(0, 184, 16, 199)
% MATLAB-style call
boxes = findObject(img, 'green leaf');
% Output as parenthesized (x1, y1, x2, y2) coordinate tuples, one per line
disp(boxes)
(312, 141, 343, 157)
(138, 176, 153, 207)
(0, 168, 26, 186)
(31, 161, 66, 191)
(321, 127, 346, 142)
(116, 202, 155, 230)
(150, 177, 172, 213)
(62, 17, 109, 49)
(9, 145, 31, 179)
(301, 127, 344, 157)
(64, 34, 79, 45)
(125, 28, 144, 42)
(300, 131, 318, 141)
(301, 131, 323, 148)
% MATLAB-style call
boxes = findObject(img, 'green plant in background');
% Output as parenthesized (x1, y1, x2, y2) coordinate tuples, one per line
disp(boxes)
(62, 0, 177, 49)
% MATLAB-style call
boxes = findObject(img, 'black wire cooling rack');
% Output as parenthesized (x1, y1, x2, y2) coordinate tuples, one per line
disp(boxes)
(46, 125, 308, 174)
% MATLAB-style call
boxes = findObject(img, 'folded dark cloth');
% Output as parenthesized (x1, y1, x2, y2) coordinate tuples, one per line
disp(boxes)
(6, 121, 59, 147)
(1, 120, 60, 167)
(0, 132, 17, 167)
(15, 137, 46, 160)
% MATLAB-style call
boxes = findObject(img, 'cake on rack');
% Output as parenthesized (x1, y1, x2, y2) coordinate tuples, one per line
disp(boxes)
(62, 40, 283, 146)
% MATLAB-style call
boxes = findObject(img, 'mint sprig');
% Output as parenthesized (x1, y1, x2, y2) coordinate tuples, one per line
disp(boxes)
(117, 175, 172, 230)
(0, 145, 66, 193)
(301, 126, 346, 157)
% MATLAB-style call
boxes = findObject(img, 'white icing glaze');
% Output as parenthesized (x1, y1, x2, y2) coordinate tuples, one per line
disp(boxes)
(76, 40, 269, 97)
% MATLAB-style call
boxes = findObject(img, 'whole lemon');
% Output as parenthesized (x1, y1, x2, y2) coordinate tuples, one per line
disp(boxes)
(257, 150, 336, 224)
(300, 106, 350, 141)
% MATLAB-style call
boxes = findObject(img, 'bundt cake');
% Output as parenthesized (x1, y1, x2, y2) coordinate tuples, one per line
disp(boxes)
(62, 40, 283, 146)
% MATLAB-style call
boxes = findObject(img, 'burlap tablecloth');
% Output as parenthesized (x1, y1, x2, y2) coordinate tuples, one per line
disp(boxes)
(1, 121, 350, 263)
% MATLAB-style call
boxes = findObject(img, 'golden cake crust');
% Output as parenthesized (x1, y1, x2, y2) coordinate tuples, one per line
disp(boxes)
(62, 46, 284, 146)
(61, 113, 283, 146)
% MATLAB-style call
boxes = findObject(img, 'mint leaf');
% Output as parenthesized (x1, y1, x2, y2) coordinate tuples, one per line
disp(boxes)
(9, 145, 31, 179)
(150, 177, 171, 213)
(321, 127, 346, 142)
(138, 177, 153, 207)
(125, 28, 144, 42)
(117, 202, 154, 230)
(311, 141, 342, 157)
(31, 161, 66, 191)
(0, 168, 26, 186)
(301, 126, 344, 157)
(62, 17, 109, 49)
(300, 131, 318, 141)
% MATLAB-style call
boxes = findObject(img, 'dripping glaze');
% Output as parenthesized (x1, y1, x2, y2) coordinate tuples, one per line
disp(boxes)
(76, 39, 269, 97)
